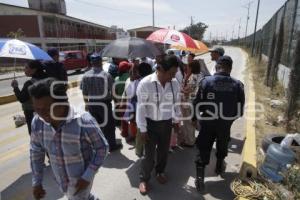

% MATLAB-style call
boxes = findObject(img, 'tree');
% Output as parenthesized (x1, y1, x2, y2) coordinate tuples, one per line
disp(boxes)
(7, 28, 25, 39)
(180, 22, 208, 41)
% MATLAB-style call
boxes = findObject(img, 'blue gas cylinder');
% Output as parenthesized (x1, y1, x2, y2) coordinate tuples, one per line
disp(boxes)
(260, 143, 296, 182)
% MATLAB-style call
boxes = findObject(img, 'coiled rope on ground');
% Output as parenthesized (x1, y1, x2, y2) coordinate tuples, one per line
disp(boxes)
(231, 178, 277, 200)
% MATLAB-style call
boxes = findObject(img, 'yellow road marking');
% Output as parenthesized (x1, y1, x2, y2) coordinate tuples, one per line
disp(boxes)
(0, 143, 28, 163)
(0, 132, 27, 148)
(239, 50, 257, 180)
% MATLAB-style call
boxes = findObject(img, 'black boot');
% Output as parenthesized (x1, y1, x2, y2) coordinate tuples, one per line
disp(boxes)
(215, 159, 226, 175)
(195, 160, 205, 192)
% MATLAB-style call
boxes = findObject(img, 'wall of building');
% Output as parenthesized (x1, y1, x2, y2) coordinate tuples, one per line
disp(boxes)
(0, 4, 39, 15)
(0, 3, 114, 50)
(0, 15, 40, 37)
(136, 31, 153, 39)
(28, 0, 66, 15)
(42, 15, 113, 40)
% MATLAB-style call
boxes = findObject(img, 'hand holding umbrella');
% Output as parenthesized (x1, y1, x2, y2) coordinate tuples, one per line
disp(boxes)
(11, 79, 18, 88)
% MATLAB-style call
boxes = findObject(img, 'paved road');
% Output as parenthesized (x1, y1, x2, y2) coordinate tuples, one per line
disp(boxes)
(0, 47, 248, 200)
(0, 70, 84, 96)
(0, 60, 111, 96)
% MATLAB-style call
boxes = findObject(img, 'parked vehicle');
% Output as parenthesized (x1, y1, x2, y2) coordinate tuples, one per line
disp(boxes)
(59, 50, 88, 71)
(165, 48, 183, 57)
(165, 48, 190, 58)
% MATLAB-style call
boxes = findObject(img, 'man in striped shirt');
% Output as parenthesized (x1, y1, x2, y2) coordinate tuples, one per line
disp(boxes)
(81, 54, 122, 152)
(29, 78, 109, 200)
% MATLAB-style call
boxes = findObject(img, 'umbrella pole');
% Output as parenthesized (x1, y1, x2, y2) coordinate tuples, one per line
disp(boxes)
(13, 57, 16, 79)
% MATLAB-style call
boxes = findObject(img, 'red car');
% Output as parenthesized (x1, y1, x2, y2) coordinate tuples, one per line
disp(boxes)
(59, 50, 88, 71)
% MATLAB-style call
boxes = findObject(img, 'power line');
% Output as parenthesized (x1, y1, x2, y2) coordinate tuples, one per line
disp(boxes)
(71, 0, 178, 27)
(72, 0, 150, 16)
(243, 1, 254, 38)
(251, 0, 261, 56)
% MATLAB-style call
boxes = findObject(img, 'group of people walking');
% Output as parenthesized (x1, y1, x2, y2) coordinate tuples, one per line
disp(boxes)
(11, 46, 245, 199)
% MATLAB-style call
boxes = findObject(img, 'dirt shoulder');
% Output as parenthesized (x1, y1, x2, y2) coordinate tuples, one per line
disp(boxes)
(246, 55, 292, 151)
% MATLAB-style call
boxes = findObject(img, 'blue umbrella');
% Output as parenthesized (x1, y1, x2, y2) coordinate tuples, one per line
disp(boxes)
(0, 39, 53, 61)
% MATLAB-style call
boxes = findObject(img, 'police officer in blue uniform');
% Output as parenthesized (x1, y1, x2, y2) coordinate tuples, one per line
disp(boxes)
(193, 55, 245, 192)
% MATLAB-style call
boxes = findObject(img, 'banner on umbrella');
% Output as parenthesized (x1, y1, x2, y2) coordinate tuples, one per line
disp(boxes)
(0, 39, 52, 61)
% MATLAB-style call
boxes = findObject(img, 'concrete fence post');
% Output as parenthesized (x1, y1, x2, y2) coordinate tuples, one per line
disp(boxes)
(269, 15, 285, 90)
(265, 31, 276, 86)
(286, 31, 300, 124)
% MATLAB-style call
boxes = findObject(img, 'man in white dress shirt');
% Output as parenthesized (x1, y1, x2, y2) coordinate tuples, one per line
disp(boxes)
(136, 55, 182, 195)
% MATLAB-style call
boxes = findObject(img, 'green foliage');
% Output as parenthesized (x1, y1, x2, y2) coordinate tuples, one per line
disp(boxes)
(284, 164, 300, 199)
(7, 28, 25, 39)
(180, 22, 208, 41)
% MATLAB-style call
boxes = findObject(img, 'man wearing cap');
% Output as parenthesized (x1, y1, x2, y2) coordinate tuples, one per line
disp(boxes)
(209, 47, 225, 74)
(193, 55, 245, 192)
(81, 54, 122, 152)
(108, 58, 120, 79)
(44, 48, 68, 82)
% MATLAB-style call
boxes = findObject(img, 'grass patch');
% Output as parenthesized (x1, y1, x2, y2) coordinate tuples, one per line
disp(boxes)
(234, 49, 300, 200)
(246, 54, 287, 149)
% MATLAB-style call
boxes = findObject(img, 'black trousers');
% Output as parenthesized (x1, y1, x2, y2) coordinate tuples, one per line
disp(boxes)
(24, 110, 34, 135)
(88, 100, 117, 148)
(140, 118, 172, 182)
(196, 120, 233, 166)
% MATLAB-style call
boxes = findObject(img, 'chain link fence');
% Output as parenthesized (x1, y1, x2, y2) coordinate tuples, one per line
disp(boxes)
(230, 0, 300, 122)
(232, 0, 299, 67)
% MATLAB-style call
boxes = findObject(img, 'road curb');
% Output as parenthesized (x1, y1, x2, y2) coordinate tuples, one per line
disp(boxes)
(0, 94, 17, 105)
(0, 74, 25, 81)
(0, 80, 80, 105)
(239, 56, 257, 180)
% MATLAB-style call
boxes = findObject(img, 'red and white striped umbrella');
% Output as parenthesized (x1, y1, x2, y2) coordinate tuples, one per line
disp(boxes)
(146, 29, 198, 49)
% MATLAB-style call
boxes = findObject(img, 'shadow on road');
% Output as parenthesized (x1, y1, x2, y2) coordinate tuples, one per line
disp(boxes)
(203, 172, 236, 200)
(124, 144, 239, 200)
(125, 147, 204, 200)
(1, 166, 64, 200)
(228, 137, 245, 155)
(103, 151, 135, 169)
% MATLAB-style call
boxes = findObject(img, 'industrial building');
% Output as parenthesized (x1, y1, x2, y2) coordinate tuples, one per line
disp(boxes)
(128, 26, 162, 39)
(0, 0, 115, 51)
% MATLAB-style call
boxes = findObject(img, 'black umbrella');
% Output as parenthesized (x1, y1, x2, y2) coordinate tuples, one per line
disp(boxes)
(101, 37, 163, 59)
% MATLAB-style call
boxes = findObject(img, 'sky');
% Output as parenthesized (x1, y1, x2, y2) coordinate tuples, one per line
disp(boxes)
(0, 0, 287, 40)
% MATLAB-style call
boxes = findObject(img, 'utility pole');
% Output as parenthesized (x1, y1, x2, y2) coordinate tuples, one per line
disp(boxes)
(243, 1, 253, 38)
(231, 24, 235, 40)
(152, 0, 155, 30)
(189, 16, 194, 36)
(238, 18, 241, 44)
(251, 0, 261, 56)
(190, 16, 194, 26)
